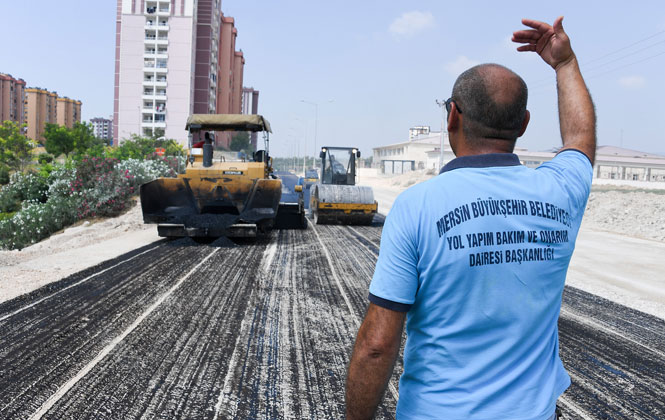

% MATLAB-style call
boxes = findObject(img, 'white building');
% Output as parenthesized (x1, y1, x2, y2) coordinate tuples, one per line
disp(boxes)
(375, 126, 665, 181)
(373, 127, 450, 174)
(90, 117, 113, 143)
(113, 0, 222, 146)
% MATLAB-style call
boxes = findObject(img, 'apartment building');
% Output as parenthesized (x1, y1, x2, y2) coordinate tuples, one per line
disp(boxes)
(24, 88, 58, 142)
(23, 88, 82, 142)
(90, 116, 114, 142)
(0, 73, 26, 126)
(114, 0, 245, 147)
(56, 97, 82, 129)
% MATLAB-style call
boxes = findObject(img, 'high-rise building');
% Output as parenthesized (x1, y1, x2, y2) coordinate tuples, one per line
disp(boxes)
(214, 15, 245, 148)
(242, 87, 260, 149)
(56, 97, 82, 129)
(0, 73, 26, 126)
(24, 88, 58, 142)
(90, 117, 114, 142)
(114, 0, 243, 148)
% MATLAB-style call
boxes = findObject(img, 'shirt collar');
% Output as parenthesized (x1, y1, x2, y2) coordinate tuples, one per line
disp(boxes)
(439, 153, 522, 174)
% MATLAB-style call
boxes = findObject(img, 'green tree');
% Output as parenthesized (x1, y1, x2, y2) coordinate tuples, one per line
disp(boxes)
(107, 134, 184, 160)
(43, 123, 75, 158)
(71, 122, 102, 155)
(230, 131, 251, 152)
(0, 120, 35, 172)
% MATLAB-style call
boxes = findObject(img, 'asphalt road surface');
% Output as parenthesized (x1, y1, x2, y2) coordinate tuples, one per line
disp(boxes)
(1, 216, 663, 419)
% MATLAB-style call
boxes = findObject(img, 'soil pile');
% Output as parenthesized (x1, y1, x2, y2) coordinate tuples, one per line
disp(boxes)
(583, 189, 665, 242)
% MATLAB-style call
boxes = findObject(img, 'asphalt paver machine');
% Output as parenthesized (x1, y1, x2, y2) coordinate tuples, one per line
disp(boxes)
(309, 146, 377, 225)
(140, 114, 305, 238)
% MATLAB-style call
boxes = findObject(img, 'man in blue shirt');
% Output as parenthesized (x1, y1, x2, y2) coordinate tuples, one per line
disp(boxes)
(346, 17, 596, 420)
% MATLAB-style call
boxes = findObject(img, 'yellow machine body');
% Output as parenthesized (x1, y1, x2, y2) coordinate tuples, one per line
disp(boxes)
(140, 114, 305, 237)
(140, 155, 282, 237)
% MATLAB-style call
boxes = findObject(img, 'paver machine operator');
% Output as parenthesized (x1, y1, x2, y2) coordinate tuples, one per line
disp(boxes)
(309, 146, 377, 225)
(140, 114, 305, 238)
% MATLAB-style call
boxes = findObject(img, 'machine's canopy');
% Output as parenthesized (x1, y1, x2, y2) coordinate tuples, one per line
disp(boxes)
(185, 114, 272, 133)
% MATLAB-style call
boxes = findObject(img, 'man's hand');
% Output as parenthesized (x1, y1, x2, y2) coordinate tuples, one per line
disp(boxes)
(346, 303, 405, 420)
(513, 16, 596, 163)
(512, 16, 574, 70)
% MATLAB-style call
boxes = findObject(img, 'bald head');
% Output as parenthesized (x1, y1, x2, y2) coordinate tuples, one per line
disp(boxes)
(451, 64, 528, 142)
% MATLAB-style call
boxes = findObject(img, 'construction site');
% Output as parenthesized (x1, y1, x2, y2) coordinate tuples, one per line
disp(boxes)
(2, 1, 665, 419)
(1, 164, 664, 418)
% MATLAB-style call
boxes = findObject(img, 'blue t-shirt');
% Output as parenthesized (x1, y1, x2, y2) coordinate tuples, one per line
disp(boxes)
(369, 150, 593, 420)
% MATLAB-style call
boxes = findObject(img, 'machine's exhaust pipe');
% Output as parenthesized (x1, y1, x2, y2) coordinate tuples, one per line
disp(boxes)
(203, 132, 214, 168)
(203, 143, 213, 167)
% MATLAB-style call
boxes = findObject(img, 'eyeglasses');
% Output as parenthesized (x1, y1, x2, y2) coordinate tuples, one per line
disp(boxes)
(445, 98, 462, 114)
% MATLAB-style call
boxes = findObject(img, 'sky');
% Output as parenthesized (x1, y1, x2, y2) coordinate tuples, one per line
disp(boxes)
(2, 1, 664, 157)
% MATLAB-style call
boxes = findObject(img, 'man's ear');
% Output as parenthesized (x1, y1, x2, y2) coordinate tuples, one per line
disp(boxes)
(517, 110, 530, 138)
(447, 103, 461, 133)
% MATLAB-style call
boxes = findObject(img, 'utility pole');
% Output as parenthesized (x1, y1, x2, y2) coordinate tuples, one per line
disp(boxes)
(435, 99, 446, 171)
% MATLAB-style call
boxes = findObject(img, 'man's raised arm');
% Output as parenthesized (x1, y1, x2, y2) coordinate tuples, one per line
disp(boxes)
(512, 16, 596, 164)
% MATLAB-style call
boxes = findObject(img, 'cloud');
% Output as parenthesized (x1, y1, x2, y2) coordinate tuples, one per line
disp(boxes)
(618, 75, 646, 89)
(389, 11, 434, 37)
(444, 56, 480, 75)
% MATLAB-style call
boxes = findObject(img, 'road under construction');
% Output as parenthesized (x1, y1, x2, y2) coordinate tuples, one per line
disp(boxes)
(1, 216, 664, 419)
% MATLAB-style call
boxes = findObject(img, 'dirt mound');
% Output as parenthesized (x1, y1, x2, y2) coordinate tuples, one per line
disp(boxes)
(583, 189, 665, 242)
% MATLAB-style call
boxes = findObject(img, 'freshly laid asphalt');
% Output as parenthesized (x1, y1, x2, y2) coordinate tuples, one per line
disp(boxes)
(0, 216, 663, 419)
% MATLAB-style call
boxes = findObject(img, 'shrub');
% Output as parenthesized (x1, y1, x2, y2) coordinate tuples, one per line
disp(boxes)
(47, 165, 77, 199)
(0, 166, 9, 185)
(0, 155, 184, 250)
(73, 157, 133, 219)
(115, 157, 178, 189)
(38, 154, 54, 165)
(7, 172, 48, 203)
(0, 186, 20, 213)
(0, 195, 79, 250)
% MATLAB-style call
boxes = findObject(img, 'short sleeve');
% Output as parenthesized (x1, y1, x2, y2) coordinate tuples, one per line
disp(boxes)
(368, 193, 419, 312)
(536, 149, 593, 215)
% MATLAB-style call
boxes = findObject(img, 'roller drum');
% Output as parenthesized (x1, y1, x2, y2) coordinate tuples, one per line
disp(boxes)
(311, 184, 376, 225)
(316, 185, 375, 204)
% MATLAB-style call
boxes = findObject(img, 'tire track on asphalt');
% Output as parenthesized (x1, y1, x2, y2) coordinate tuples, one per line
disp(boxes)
(311, 222, 401, 416)
(562, 286, 665, 351)
(215, 239, 278, 419)
(560, 307, 665, 359)
(0, 242, 210, 419)
(215, 221, 396, 419)
(0, 244, 161, 322)
(45, 239, 267, 419)
(558, 395, 595, 420)
(28, 247, 221, 419)
(310, 222, 358, 321)
(558, 309, 665, 419)
(217, 228, 358, 419)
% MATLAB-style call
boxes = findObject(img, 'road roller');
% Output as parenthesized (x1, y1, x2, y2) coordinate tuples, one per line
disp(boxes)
(309, 146, 377, 225)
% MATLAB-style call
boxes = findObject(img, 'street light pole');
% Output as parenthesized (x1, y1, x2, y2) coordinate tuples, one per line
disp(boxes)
(301, 99, 333, 170)
(435, 99, 447, 171)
